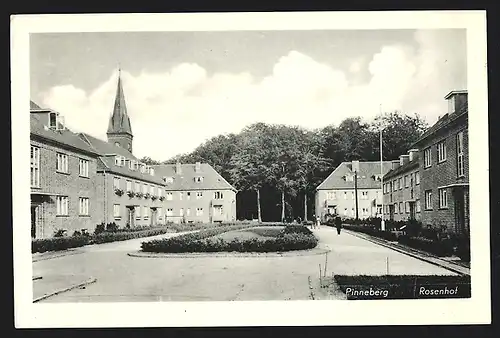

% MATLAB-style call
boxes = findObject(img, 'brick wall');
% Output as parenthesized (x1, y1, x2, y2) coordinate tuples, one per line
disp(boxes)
(383, 167, 421, 222)
(316, 188, 382, 220)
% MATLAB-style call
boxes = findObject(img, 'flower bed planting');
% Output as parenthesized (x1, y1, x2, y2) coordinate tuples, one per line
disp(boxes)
(141, 224, 317, 253)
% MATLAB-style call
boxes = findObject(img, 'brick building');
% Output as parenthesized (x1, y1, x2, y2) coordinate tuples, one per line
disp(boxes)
(412, 90, 469, 236)
(382, 150, 421, 222)
(151, 162, 237, 224)
(315, 160, 392, 221)
(30, 101, 102, 238)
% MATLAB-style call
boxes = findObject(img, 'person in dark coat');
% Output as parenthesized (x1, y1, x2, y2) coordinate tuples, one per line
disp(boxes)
(335, 216, 342, 235)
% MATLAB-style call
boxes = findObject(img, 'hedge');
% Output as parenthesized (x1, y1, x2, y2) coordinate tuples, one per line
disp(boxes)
(141, 224, 317, 253)
(334, 274, 471, 299)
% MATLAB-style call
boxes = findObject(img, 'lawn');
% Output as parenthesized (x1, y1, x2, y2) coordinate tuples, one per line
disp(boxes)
(210, 226, 285, 241)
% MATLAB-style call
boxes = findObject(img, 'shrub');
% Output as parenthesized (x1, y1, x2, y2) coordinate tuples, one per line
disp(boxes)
(106, 222, 119, 232)
(53, 229, 67, 237)
(94, 222, 105, 235)
(283, 224, 313, 236)
(32, 236, 91, 253)
(72, 230, 82, 237)
(397, 236, 454, 257)
(92, 228, 170, 244)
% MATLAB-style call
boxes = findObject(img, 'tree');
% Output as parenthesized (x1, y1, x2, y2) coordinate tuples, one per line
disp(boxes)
(139, 156, 161, 165)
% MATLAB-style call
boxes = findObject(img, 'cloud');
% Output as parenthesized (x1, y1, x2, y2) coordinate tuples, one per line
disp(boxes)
(41, 30, 466, 161)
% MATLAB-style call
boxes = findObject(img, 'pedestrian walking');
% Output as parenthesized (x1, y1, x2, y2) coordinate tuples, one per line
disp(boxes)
(316, 215, 321, 229)
(335, 216, 342, 235)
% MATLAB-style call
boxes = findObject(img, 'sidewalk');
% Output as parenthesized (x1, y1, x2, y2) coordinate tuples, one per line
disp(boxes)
(343, 229, 470, 276)
(33, 273, 97, 302)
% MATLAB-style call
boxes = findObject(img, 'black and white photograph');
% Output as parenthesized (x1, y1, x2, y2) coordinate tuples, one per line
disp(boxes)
(12, 11, 490, 327)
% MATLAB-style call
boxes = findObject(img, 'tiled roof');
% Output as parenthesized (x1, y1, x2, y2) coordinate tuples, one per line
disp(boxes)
(79, 133, 165, 185)
(412, 106, 468, 147)
(151, 163, 237, 192)
(30, 113, 99, 157)
(316, 161, 393, 190)
(30, 100, 43, 110)
(383, 160, 419, 180)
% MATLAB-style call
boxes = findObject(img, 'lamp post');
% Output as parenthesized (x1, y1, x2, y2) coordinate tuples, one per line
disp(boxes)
(380, 103, 385, 231)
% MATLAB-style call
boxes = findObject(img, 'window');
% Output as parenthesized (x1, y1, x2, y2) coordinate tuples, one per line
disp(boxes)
(416, 200, 421, 213)
(399, 178, 403, 190)
(113, 204, 121, 219)
(49, 112, 57, 128)
(196, 208, 203, 216)
(113, 177, 120, 190)
(194, 176, 204, 183)
(405, 202, 409, 213)
(157, 208, 163, 221)
(142, 184, 147, 194)
(424, 147, 432, 168)
(56, 153, 69, 173)
(404, 175, 409, 188)
(115, 142, 120, 148)
(115, 156, 125, 166)
(179, 192, 183, 200)
(186, 208, 191, 216)
(129, 160, 136, 170)
(439, 188, 448, 209)
(351, 208, 355, 217)
(457, 131, 465, 177)
(166, 192, 173, 201)
(187, 192, 191, 200)
(343, 208, 348, 216)
(150, 185, 155, 195)
(394, 203, 398, 214)
(134, 181, 140, 192)
(135, 206, 141, 219)
(143, 206, 149, 220)
(214, 191, 224, 199)
(343, 192, 347, 200)
(126, 180, 132, 191)
(79, 197, 89, 215)
(361, 191, 368, 200)
(148, 167, 155, 176)
(410, 173, 414, 186)
(166, 208, 174, 217)
(415, 171, 420, 185)
(425, 190, 433, 210)
(448, 95, 455, 114)
(196, 192, 203, 199)
(362, 208, 369, 216)
(163, 176, 174, 184)
(399, 202, 403, 214)
(158, 188, 162, 197)
(437, 140, 447, 163)
(30, 146, 40, 187)
(351, 191, 355, 200)
(346, 175, 353, 182)
(79, 159, 89, 177)
(179, 208, 184, 217)
(56, 196, 69, 216)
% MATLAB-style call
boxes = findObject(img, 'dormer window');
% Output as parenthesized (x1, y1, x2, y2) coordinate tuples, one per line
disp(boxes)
(194, 176, 204, 183)
(129, 160, 136, 170)
(163, 176, 174, 184)
(49, 112, 57, 129)
(140, 163, 146, 173)
(149, 167, 155, 176)
(115, 156, 125, 166)
(447, 95, 456, 114)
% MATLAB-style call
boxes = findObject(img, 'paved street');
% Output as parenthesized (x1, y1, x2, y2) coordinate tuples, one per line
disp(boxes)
(33, 227, 456, 302)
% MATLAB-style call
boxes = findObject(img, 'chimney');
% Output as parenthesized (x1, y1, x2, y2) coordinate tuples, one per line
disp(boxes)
(195, 162, 201, 173)
(391, 160, 400, 170)
(351, 160, 360, 173)
(176, 161, 182, 175)
(399, 155, 410, 166)
(408, 149, 419, 162)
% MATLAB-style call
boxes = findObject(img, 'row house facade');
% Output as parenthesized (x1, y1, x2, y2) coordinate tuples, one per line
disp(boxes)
(382, 150, 421, 222)
(315, 160, 393, 221)
(152, 162, 237, 224)
(411, 90, 469, 236)
(30, 101, 102, 238)
(30, 69, 238, 238)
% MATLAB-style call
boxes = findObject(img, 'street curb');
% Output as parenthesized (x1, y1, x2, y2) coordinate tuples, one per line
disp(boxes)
(127, 247, 331, 259)
(32, 249, 85, 262)
(344, 230, 470, 276)
(33, 277, 97, 303)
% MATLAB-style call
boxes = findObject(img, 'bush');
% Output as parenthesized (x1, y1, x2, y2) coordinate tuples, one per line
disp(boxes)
(141, 224, 318, 253)
(106, 222, 119, 232)
(94, 222, 105, 235)
(92, 228, 170, 244)
(397, 235, 454, 257)
(32, 236, 91, 253)
(53, 229, 67, 237)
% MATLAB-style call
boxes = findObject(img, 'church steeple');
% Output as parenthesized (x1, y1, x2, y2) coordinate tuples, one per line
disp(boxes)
(107, 67, 134, 153)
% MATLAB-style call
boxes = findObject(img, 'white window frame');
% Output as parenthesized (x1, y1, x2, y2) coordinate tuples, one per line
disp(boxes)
(134, 181, 140, 192)
(196, 208, 203, 216)
(186, 208, 191, 216)
(361, 191, 368, 200)
(399, 178, 403, 190)
(166, 208, 174, 217)
(158, 188, 162, 197)
(425, 190, 433, 210)
(416, 199, 421, 213)
(113, 177, 120, 190)
(30, 146, 40, 188)
(126, 180, 132, 191)
(404, 175, 409, 188)
(457, 131, 465, 177)
(143, 206, 149, 220)
(424, 147, 432, 168)
(113, 204, 121, 219)
(166, 192, 173, 201)
(405, 201, 409, 213)
(150, 185, 155, 195)
(437, 140, 447, 163)
(56, 152, 69, 173)
(197, 191, 203, 199)
(79, 197, 89, 216)
(78, 158, 89, 177)
(439, 188, 448, 209)
(415, 171, 420, 185)
(343, 192, 347, 200)
(56, 196, 69, 216)
(179, 208, 184, 217)
(135, 206, 141, 219)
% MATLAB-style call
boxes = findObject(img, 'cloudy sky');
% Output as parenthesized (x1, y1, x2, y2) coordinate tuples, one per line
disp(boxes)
(30, 29, 466, 161)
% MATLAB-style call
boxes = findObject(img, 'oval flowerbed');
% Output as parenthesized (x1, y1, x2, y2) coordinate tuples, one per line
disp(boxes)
(141, 224, 318, 253)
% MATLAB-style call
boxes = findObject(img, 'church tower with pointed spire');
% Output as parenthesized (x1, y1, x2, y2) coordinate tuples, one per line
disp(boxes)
(107, 68, 134, 153)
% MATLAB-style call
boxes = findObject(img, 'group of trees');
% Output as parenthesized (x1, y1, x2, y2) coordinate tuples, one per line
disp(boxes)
(144, 111, 428, 222)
